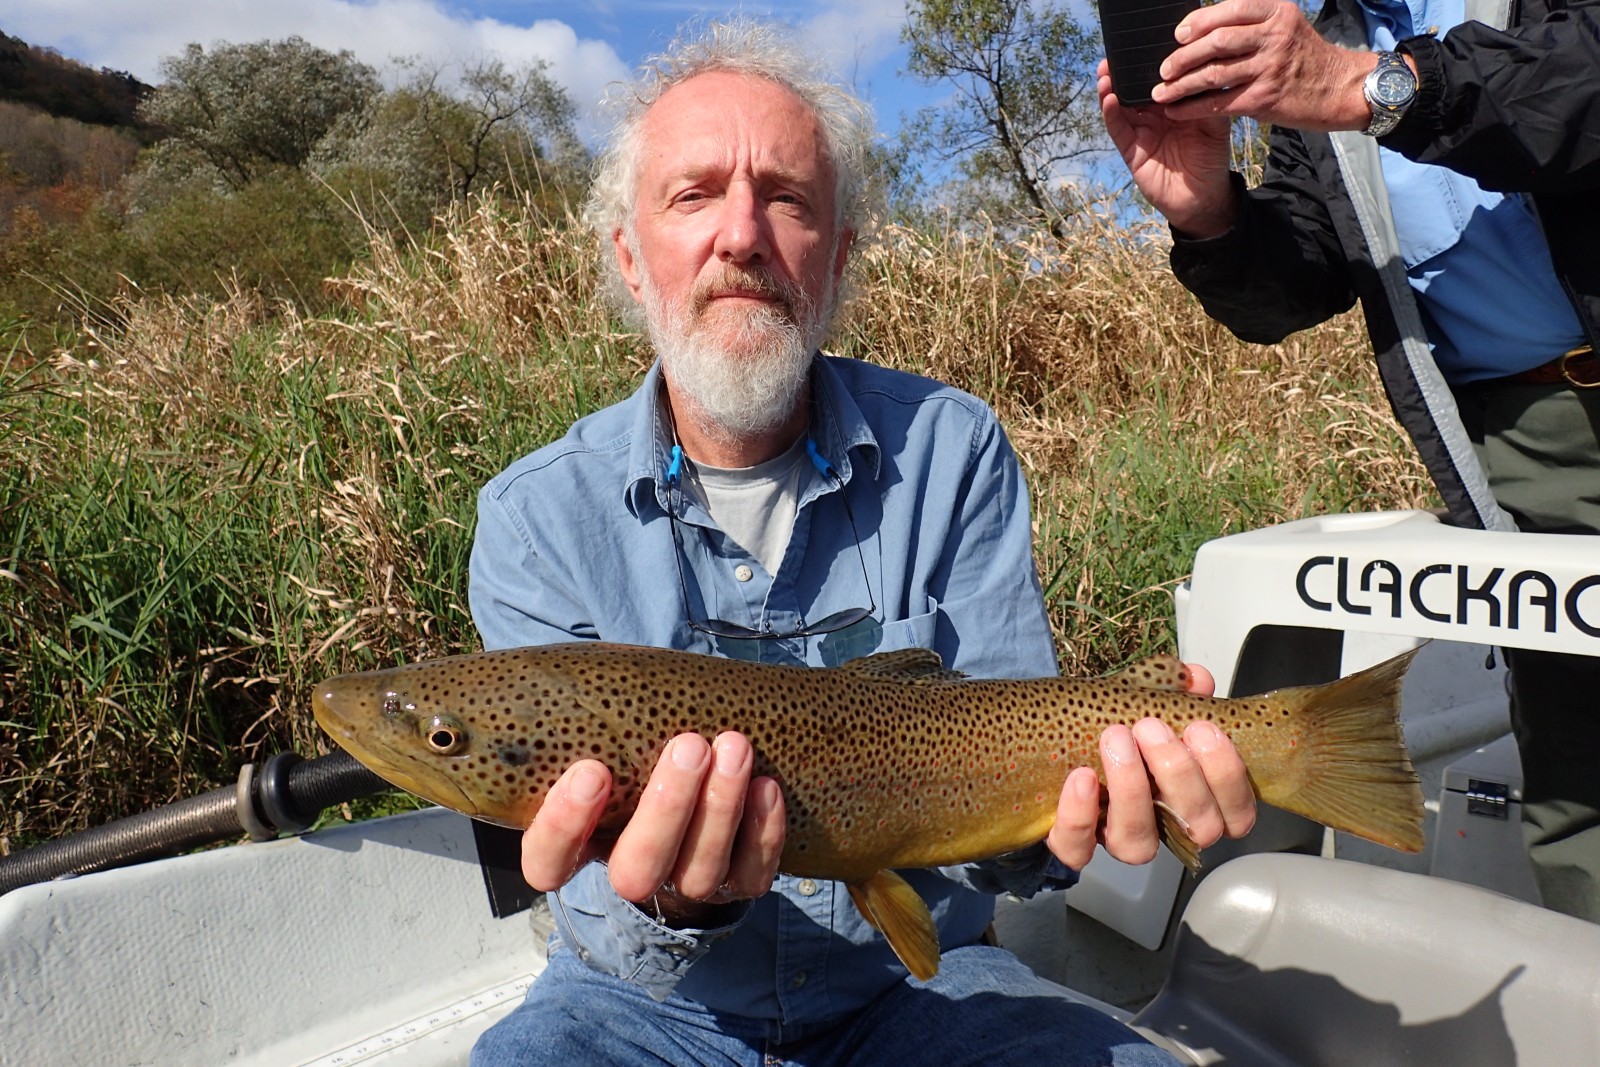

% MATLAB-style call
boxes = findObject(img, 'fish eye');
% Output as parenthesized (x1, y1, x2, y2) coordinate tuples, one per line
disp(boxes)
(422, 715, 467, 755)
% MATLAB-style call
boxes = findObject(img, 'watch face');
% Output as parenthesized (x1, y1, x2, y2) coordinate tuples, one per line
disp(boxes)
(1373, 68, 1414, 107)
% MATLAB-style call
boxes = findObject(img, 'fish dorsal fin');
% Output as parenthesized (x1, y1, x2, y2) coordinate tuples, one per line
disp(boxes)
(838, 649, 966, 684)
(846, 870, 942, 980)
(1111, 654, 1191, 692)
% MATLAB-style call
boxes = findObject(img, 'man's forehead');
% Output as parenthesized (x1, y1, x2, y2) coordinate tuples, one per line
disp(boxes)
(638, 70, 829, 171)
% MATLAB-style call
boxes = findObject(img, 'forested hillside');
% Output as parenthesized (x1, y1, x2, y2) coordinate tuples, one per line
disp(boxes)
(0, 30, 152, 131)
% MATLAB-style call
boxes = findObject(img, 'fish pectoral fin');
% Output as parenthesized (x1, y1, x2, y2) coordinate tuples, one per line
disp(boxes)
(846, 871, 942, 981)
(1154, 800, 1203, 872)
(1111, 654, 1191, 693)
(837, 649, 966, 684)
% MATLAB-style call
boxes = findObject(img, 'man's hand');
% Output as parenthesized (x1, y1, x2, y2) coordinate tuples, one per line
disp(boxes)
(1151, 0, 1375, 132)
(1099, 57, 1238, 238)
(1047, 663, 1259, 870)
(1100, 0, 1392, 238)
(520, 731, 787, 927)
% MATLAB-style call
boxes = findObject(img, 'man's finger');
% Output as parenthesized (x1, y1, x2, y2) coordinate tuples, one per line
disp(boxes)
(608, 733, 711, 902)
(1182, 720, 1257, 839)
(722, 775, 787, 899)
(1099, 724, 1160, 864)
(1184, 662, 1216, 697)
(1046, 766, 1105, 871)
(521, 760, 612, 892)
(1131, 717, 1225, 849)
(671, 732, 753, 900)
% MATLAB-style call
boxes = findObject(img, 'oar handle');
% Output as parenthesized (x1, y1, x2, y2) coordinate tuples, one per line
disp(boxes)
(0, 751, 389, 896)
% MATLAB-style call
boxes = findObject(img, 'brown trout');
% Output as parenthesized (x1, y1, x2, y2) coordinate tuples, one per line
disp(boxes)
(312, 642, 1424, 980)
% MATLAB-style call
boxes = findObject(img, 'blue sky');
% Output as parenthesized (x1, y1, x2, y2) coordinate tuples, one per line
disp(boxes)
(5, 0, 934, 143)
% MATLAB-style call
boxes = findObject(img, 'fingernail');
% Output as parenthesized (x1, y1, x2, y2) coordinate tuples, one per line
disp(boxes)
(1133, 719, 1177, 746)
(1072, 769, 1099, 801)
(670, 735, 707, 771)
(569, 764, 606, 803)
(714, 734, 746, 776)
(1176, 21, 1192, 41)
(1188, 721, 1223, 753)
(1103, 726, 1138, 768)
(751, 780, 779, 820)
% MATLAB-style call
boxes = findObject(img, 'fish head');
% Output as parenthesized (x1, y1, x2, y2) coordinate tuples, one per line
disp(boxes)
(311, 653, 557, 827)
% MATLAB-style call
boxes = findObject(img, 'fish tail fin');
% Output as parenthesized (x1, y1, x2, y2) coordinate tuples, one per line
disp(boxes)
(846, 870, 941, 981)
(1261, 648, 1426, 854)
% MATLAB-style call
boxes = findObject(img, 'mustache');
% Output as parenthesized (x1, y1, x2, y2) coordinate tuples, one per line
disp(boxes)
(690, 265, 805, 319)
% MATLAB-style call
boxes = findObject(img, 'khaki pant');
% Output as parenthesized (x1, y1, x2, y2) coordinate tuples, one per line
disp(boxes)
(1456, 380, 1600, 922)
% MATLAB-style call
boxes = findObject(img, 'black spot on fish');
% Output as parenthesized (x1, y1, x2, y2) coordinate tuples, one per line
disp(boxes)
(499, 747, 532, 767)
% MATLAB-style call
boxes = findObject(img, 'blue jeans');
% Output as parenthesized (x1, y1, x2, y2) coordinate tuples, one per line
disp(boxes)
(470, 943, 1180, 1067)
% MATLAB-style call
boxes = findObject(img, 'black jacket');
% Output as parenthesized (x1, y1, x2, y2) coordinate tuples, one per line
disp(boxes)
(1170, 0, 1600, 530)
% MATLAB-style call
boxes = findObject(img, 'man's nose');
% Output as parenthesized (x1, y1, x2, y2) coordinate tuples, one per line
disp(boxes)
(712, 184, 771, 264)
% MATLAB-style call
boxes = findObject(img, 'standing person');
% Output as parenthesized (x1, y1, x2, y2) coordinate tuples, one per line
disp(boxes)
(467, 17, 1257, 1067)
(1099, 0, 1600, 920)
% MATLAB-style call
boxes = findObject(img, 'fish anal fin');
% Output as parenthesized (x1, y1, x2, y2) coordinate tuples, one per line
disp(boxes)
(1112, 654, 1191, 693)
(838, 649, 966, 684)
(1155, 800, 1203, 872)
(846, 870, 942, 981)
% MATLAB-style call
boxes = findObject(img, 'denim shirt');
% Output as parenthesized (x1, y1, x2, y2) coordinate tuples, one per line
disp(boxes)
(468, 354, 1066, 1035)
(1359, 0, 1585, 381)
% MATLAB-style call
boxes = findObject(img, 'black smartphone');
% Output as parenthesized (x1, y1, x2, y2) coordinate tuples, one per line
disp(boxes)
(1100, 0, 1200, 107)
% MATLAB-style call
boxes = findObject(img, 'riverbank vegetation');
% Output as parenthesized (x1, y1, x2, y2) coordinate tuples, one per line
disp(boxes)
(0, 188, 1434, 850)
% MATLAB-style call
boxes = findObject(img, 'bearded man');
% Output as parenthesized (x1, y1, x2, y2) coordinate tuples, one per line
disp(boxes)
(466, 18, 1255, 1067)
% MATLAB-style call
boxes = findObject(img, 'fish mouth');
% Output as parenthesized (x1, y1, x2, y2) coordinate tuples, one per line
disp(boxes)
(362, 758, 480, 816)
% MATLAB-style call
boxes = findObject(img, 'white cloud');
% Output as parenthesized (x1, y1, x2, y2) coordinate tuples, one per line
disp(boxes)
(800, 0, 904, 76)
(4, 0, 630, 132)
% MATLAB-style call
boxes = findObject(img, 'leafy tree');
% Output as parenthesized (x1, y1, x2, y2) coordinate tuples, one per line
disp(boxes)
(414, 56, 581, 200)
(899, 0, 1106, 237)
(316, 56, 584, 230)
(138, 37, 380, 189)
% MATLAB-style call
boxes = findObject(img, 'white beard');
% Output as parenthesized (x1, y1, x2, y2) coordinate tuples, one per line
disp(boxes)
(640, 258, 834, 442)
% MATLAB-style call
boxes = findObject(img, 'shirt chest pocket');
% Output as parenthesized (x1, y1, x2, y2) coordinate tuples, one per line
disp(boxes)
(815, 598, 940, 666)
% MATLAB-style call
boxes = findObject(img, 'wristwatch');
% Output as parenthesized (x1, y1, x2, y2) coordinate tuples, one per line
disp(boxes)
(1363, 51, 1417, 137)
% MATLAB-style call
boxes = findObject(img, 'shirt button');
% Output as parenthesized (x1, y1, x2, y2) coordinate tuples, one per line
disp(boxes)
(797, 878, 818, 896)
(790, 971, 808, 989)
(734, 564, 754, 582)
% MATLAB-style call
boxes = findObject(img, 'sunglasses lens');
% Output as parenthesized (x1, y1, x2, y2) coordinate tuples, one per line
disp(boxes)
(803, 606, 872, 633)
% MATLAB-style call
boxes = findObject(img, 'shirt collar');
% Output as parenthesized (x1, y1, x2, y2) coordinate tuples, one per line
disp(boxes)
(620, 353, 881, 517)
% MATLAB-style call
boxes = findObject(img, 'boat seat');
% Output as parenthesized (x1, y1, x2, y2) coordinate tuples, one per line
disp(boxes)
(1132, 853, 1600, 1067)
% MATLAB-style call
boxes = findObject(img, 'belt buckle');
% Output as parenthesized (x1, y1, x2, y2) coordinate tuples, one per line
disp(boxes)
(1561, 345, 1599, 390)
